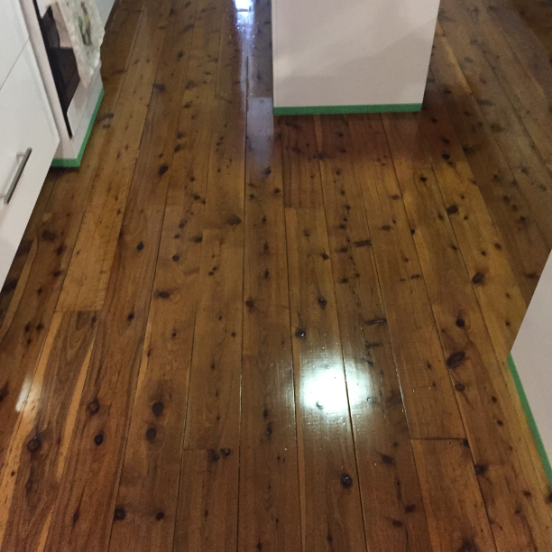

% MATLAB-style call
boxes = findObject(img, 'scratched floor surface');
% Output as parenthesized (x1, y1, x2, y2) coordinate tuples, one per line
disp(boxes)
(1, 0, 552, 550)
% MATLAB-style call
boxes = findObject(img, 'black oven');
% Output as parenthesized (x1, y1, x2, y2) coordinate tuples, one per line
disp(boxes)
(34, 1, 80, 137)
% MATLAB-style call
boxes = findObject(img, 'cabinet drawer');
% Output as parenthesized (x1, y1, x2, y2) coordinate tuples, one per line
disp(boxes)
(0, 0, 29, 89)
(0, 42, 59, 286)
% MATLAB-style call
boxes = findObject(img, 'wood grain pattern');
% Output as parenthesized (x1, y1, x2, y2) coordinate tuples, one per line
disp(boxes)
(182, 2, 247, 451)
(285, 207, 367, 552)
(348, 114, 465, 440)
(43, 6, 180, 551)
(97, 1, 144, 119)
(417, 79, 552, 494)
(430, 25, 549, 301)
(412, 439, 497, 552)
(106, 0, 205, 549)
(439, 0, 552, 245)
(383, 110, 552, 550)
(56, 0, 174, 312)
(173, 449, 239, 551)
(506, 0, 552, 56)
(282, 115, 368, 552)
(0, 312, 97, 552)
(281, 118, 324, 210)
(453, 0, 552, 169)
(418, 78, 527, 360)
(1, 0, 552, 549)
(0, 240, 38, 341)
(459, 0, 552, 169)
(0, 156, 100, 468)
(174, 6, 247, 548)
(418, 79, 552, 496)
(238, 2, 302, 549)
(315, 114, 432, 552)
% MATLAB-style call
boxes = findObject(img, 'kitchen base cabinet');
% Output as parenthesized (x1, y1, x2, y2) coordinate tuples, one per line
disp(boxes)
(0, 30, 59, 287)
(272, 0, 440, 114)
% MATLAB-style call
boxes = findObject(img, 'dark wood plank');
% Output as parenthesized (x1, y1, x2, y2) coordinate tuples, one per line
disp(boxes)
(348, 114, 465, 440)
(0, 148, 102, 469)
(42, 4, 182, 551)
(282, 119, 323, 210)
(418, 78, 552, 494)
(282, 115, 368, 552)
(418, 76, 528, 362)
(98, 1, 144, 120)
(412, 439, 498, 552)
(505, 0, 552, 56)
(439, 0, 552, 244)
(2, 0, 552, 548)
(56, 0, 174, 312)
(315, 114, 433, 551)
(481, 0, 552, 103)
(174, 6, 247, 550)
(0, 240, 37, 337)
(182, 2, 247, 451)
(238, 1, 302, 549)
(383, 110, 552, 551)
(107, 0, 223, 549)
(173, 449, 239, 551)
(430, 25, 549, 301)
(454, 0, 552, 171)
(0, 312, 97, 551)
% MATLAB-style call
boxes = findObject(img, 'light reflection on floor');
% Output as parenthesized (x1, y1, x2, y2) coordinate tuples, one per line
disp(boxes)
(233, 0, 252, 10)
(302, 367, 350, 416)
(230, 0, 253, 99)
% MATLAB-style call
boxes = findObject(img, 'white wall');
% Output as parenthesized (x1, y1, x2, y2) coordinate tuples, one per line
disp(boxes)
(272, 0, 440, 109)
(511, 253, 552, 470)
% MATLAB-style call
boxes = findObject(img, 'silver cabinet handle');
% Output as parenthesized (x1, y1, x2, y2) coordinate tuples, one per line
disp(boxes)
(1, 148, 32, 204)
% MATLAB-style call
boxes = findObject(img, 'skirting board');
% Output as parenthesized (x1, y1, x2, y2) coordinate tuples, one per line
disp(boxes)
(507, 354, 552, 486)
(51, 87, 104, 168)
(273, 103, 422, 116)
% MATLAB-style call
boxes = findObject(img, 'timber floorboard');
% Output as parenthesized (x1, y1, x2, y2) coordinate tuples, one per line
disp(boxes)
(1, 0, 552, 549)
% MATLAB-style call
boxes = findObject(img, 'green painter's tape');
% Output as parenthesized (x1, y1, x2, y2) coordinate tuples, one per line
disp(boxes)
(51, 87, 105, 168)
(273, 103, 422, 116)
(507, 355, 552, 486)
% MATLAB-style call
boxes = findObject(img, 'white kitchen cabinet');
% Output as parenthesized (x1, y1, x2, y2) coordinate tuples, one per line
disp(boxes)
(0, 0, 28, 88)
(272, 0, 440, 114)
(0, 1, 60, 287)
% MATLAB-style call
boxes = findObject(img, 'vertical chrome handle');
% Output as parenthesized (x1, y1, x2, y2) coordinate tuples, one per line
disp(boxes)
(2, 148, 32, 204)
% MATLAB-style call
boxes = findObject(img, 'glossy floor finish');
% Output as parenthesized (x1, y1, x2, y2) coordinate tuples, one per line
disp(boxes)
(1, 0, 552, 550)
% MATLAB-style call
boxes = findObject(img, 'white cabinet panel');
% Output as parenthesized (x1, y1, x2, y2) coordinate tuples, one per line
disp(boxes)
(511, 253, 552, 469)
(0, 0, 29, 89)
(0, 42, 59, 285)
(272, 0, 440, 110)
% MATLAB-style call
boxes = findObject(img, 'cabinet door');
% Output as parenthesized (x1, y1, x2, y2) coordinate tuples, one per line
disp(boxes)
(0, 42, 59, 286)
(0, 0, 29, 89)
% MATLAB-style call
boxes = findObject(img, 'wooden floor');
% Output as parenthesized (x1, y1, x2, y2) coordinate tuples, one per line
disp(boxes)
(1, 0, 552, 549)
